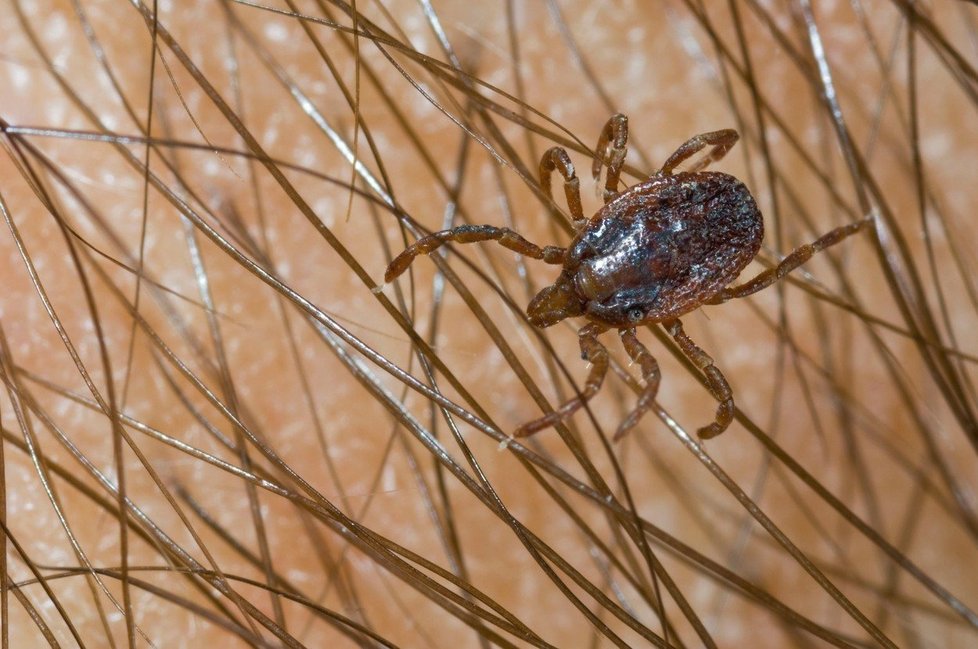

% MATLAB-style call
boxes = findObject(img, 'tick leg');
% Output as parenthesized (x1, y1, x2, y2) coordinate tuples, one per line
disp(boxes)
(384, 225, 566, 283)
(592, 114, 629, 203)
(614, 328, 661, 441)
(659, 130, 739, 176)
(540, 147, 586, 229)
(514, 323, 609, 437)
(708, 218, 871, 304)
(665, 319, 734, 439)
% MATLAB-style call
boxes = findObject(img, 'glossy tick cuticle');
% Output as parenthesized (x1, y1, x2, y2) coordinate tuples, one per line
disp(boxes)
(384, 114, 871, 441)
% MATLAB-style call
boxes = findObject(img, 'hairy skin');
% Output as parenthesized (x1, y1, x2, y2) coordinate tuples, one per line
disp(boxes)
(1, 2, 976, 648)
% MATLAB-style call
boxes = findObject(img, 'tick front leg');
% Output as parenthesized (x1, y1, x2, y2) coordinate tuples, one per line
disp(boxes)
(540, 147, 586, 229)
(659, 129, 739, 176)
(384, 225, 566, 283)
(592, 113, 628, 203)
(665, 319, 734, 439)
(514, 323, 609, 437)
(708, 218, 871, 304)
(614, 328, 661, 441)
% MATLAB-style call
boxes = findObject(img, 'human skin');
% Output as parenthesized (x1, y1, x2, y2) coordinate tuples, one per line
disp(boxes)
(1, 1, 977, 647)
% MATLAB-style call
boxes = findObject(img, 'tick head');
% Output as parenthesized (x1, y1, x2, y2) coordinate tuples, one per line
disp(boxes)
(526, 275, 585, 328)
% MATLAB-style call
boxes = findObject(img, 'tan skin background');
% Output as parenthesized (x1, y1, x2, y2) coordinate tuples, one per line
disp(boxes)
(1, 1, 977, 647)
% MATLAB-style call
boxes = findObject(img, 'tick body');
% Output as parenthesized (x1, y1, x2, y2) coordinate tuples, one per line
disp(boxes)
(384, 114, 869, 440)
(529, 171, 763, 330)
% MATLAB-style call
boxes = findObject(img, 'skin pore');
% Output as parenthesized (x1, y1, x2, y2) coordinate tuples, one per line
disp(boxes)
(1, 1, 977, 647)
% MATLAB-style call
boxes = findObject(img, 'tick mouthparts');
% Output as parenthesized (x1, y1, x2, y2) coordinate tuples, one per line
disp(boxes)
(527, 280, 584, 328)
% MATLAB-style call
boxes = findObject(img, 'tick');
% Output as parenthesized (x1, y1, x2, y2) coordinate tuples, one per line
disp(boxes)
(384, 114, 869, 440)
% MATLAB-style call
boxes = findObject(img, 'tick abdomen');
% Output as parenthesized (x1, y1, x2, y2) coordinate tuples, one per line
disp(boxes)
(574, 171, 763, 324)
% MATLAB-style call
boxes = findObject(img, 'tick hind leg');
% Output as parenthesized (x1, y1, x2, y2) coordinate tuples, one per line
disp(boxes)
(659, 129, 739, 176)
(708, 218, 872, 304)
(614, 328, 662, 441)
(514, 323, 609, 437)
(384, 225, 566, 283)
(592, 113, 629, 203)
(665, 319, 734, 439)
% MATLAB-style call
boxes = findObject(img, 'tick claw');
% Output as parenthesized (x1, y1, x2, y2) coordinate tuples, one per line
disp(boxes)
(697, 423, 723, 439)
